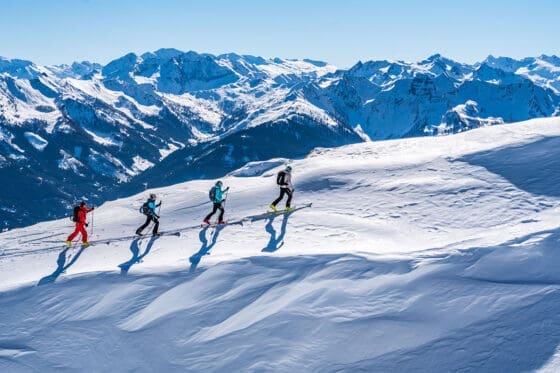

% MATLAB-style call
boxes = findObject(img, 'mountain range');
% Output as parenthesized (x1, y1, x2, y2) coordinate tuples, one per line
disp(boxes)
(1, 49, 559, 228)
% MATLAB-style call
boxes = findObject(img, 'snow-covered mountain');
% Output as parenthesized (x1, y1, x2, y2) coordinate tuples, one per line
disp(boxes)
(324, 54, 559, 138)
(0, 50, 358, 228)
(1, 50, 559, 229)
(1, 118, 560, 371)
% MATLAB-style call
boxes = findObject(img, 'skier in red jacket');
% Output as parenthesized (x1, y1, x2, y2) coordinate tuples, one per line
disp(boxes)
(65, 201, 94, 246)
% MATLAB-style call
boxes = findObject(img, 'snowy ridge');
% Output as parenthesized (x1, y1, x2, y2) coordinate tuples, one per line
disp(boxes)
(1, 118, 560, 370)
(485, 54, 560, 94)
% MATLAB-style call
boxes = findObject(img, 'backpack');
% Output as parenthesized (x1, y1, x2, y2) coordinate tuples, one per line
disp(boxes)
(139, 202, 150, 215)
(209, 186, 216, 202)
(72, 205, 80, 222)
(276, 171, 286, 185)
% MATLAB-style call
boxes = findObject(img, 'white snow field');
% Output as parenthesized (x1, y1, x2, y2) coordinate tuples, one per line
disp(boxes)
(2, 117, 560, 372)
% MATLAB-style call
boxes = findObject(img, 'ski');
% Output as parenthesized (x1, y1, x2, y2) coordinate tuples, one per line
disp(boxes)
(245, 203, 312, 222)
(90, 230, 181, 245)
(200, 219, 244, 228)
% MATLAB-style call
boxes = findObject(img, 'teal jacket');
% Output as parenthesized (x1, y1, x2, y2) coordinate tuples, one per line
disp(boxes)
(213, 186, 229, 203)
(146, 198, 159, 215)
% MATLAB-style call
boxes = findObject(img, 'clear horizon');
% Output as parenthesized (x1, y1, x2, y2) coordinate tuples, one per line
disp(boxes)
(1, 0, 559, 68)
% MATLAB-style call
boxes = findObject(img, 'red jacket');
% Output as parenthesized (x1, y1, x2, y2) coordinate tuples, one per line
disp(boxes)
(77, 206, 93, 224)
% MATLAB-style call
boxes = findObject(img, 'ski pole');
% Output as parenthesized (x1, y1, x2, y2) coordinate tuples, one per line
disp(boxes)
(90, 208, 94, 237)
(223, 189, 229, 208)
(222, 189, 230, 218)
(157, 201, 162, 231)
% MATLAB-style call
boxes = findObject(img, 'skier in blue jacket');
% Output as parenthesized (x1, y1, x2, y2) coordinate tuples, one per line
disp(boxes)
(203, 181, 229, 225)
(136, 193, 161, 236)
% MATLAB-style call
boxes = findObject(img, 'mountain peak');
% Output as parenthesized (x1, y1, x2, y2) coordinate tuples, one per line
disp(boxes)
(426, 53, 443, 61)
(141, 48, 184, 60)
(0, 57, 40, 79)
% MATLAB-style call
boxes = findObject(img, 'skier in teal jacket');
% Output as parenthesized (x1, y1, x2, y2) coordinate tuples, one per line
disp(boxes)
(136, 193, 161, 236)
(203, 181, 229, 225)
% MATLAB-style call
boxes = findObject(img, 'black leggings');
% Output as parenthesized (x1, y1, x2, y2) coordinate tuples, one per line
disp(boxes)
(137, 214, 159, 234)
(272, 188, 293, 208)
(205, 202, 225, 222)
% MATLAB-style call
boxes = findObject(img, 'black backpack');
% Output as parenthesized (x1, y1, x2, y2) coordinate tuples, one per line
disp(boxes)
(276, 171, 286, 185)
(139, 202, 150, 215)
(209, 186, 216, 201)
(72, 205, 80, 222)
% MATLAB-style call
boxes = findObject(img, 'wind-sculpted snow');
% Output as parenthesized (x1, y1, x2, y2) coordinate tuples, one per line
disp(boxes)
(2, 246, 560, 371)
(1, 118, 560, 371)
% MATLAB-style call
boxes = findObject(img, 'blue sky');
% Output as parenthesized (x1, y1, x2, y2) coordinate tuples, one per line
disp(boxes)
(1, 0, 559, 67)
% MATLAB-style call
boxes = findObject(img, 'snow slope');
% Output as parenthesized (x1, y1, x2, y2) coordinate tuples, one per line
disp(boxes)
(1, 118, 560, 371)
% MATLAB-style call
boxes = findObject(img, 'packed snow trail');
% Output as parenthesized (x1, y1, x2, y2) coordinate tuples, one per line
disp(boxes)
(1, 118, 560, 371)
(0, 205, 312, 260)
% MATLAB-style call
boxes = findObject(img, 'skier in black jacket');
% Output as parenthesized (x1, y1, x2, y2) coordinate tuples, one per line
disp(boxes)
(270, 166, 294, 212)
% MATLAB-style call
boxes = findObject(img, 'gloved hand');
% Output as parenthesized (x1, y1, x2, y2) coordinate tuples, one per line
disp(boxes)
(157, 202, 162, 207)
(86, 223, 89, 227)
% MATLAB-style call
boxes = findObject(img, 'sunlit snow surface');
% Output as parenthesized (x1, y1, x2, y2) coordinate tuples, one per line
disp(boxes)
(1, 118, 560, 371)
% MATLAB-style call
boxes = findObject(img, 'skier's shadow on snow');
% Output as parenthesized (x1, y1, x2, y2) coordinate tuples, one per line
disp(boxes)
(262, 212, 292, 253)
(118, 236, 160, 275)
(37, 245, 89, 286)
(189, 225, 225, 272)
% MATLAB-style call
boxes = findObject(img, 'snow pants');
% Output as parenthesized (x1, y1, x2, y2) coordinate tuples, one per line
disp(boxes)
(67, 222, 88, 243)
(205, 202, 225, 222)
(272, 187, 293, 208)
(137, 214, 159, 235)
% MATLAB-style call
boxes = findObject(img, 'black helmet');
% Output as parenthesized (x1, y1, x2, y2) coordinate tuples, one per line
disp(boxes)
(216, 180, 223, 186)
(285, 165, 292, 172)
(149, 193, 156, 199)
